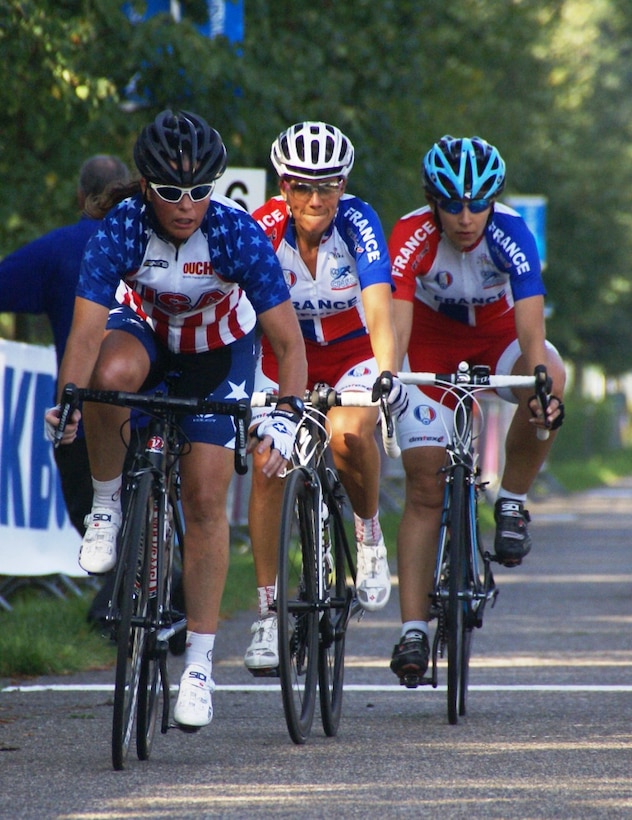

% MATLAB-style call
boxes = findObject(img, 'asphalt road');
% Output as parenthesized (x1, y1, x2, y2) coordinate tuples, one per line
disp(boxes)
(2, 481, 632, 819)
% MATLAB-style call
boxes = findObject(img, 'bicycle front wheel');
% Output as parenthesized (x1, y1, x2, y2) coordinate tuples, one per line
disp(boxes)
(318, 501, 349, 737)
(136, 492, 173, 760)
(112, 471, 153, 771)
(446, 465, 471, 726)
(277, 468, 319, 744)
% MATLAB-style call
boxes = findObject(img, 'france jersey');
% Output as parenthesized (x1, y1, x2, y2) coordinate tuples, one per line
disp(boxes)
(389, 202, 546, 327)
(253, 193, 393, 346)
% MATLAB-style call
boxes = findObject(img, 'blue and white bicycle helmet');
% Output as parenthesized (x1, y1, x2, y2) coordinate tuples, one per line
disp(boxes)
(134, 109, 227, 186)
(271, 122, 355, 180)
(422, 135, 506, 199)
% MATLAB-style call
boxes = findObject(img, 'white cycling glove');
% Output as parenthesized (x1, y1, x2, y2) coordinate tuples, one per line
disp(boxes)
(254, 410, 299, 461)
(372, 371, 410, 421)
(44, 406, 61, 443)
(388, 377, 410, 421)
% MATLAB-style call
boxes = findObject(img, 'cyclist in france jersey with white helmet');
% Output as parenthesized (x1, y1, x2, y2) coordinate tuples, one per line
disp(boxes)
(46, 110, 307, 731)
(244, 121, 407, 673)
(387, 135, 566, 684)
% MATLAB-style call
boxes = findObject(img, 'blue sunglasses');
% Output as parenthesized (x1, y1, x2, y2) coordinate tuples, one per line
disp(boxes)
(437, 198, 493, 215)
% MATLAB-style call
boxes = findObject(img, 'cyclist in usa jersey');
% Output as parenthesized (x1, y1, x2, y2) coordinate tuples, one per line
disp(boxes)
(244, 122, 407, 673)
(388, 136, 566, 685)
(46, 110, 307, 730)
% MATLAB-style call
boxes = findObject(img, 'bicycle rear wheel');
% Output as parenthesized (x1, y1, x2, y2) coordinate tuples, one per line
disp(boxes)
(318, 500, 349, 737)
(446, 465, 471, 726)
(112, 471, 153, 771)
(277, 468, 319, 744)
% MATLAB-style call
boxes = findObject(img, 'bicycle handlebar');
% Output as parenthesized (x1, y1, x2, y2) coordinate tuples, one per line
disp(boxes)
(55, 383, 251, 474)
(55, 379, 399, 477)
(397, 362, 552, 441)
(250, 386, 400, 459)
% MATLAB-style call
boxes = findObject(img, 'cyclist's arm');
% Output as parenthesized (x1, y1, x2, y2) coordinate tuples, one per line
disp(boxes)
(45, 298, 109, 438)
(57, 297, 110, 398)
(513, 294, 564, 427)
(392, 297, 414, 370)
(361, 282, 398, 374)
(253, 298, 307, 477)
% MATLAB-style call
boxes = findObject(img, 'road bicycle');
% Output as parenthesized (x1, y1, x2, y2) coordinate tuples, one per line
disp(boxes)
(251, 385, 397, 744)
(55, 381, 249, 770)
(397, 363, 550, 724)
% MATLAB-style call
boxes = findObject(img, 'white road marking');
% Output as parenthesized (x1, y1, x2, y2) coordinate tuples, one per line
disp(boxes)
(3, 683, 632, 693)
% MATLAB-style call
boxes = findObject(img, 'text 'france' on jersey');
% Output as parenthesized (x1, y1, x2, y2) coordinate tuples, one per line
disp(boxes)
(253, 193, 393, 345)
(388, 202, 546, 327)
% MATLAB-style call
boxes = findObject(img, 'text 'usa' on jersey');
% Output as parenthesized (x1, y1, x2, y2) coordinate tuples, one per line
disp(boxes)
(76, 194, 291, 354)
(388, 202, 546, 327)
(252, 194, 393, 344)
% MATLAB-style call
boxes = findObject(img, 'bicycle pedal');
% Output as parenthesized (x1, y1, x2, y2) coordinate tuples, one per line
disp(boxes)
(248, 666, 280, 679)
(171, 722, 201, 734)
(399, 674, 422, 689)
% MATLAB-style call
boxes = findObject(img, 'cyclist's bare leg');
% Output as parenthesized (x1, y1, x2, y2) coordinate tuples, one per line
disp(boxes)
(82, 329, 151, 481)
(179, 442, 234, 634)
(327, 404, 380, 518)
(398, 446, 446, 622)
(248, 448, 285, 588)
(500, 350, 566, 495)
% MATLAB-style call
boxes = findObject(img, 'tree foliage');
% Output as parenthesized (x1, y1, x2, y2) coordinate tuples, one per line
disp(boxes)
(2, 0, 632, 376)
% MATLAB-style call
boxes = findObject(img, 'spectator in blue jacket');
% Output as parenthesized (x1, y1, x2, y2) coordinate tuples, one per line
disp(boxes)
(0, 154, 130, 534)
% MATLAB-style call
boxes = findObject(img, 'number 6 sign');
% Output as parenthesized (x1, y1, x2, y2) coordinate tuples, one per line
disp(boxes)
(214, 167, 267, 213)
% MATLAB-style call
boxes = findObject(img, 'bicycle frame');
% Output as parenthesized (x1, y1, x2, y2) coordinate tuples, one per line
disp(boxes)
(251, 385, 391, 743)
(55, 382, 250, 768)
(398, 362, 549, 723)
(109, 414, 186, 659)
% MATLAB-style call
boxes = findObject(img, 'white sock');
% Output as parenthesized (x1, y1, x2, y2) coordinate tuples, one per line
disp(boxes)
(92, 476, 122, 510)
(402, 620, 429, 638)
(257, 585, 276, 618)
(184, 631, 215, 676)
(354, 513, 382, 546)
(498, 487, 527, 503)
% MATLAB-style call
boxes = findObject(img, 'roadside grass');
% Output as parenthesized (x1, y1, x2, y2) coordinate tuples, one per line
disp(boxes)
(0, 591, 115, 679)
(3, 446, 632, 679)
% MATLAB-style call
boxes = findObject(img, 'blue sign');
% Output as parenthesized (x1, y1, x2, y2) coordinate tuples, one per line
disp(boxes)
(197, 1, 244, 43)
(1, 367, 67, 530)
(122, 0, 244, 41)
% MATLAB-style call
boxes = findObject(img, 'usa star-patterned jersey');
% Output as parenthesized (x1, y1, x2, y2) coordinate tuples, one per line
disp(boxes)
(253, 193, 393, 345)
(388, 202, 545, 327)
(76, 193, 290, 354)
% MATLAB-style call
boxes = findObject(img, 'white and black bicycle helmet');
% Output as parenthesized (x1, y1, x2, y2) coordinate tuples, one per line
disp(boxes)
(270, 121, 355, 180)
(134, 109, 227, 186)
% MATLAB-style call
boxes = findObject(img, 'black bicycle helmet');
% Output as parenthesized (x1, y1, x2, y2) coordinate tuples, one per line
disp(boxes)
(423, 135, 506, 200)
(133, 109, 227, 186)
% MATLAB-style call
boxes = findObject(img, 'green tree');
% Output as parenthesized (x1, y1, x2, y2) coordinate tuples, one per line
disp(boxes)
(2, 0, 632, 378)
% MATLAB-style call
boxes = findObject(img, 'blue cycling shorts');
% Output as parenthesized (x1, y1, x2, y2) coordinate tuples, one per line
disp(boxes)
(106, 305, 255, 447)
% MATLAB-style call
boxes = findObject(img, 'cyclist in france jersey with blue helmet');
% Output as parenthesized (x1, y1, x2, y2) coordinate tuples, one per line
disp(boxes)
(243, 122, 407, 674)
(46, 110, 307, 731)
(387, 135, 566, 685)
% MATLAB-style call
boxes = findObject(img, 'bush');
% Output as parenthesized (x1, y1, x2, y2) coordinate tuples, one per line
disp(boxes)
(548, 392, 628, 463)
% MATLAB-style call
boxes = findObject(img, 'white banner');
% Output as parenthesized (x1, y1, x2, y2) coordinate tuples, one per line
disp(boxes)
(0, 339, 81, 576)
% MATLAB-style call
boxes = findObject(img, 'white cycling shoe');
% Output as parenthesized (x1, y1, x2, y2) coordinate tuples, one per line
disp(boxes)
(244, 615, 279, 671)
(356, 538, 391, 611)
(79, 508, 121, 574)
(174, 664, 215, 730)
